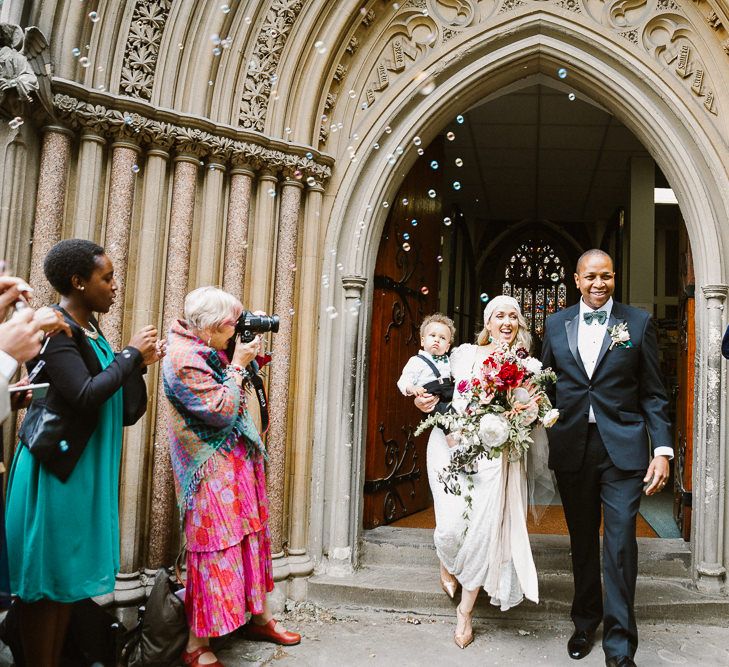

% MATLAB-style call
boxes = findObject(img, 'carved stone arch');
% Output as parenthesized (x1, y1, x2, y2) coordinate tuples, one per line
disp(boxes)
(311, 12, 728, 580)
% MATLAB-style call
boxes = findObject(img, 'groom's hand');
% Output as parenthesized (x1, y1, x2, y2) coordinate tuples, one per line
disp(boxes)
(414, 393, 438, 413)
(643, 455, 670, 496)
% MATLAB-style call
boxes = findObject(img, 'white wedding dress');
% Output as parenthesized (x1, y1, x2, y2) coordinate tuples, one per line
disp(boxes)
(428, 344, 539, 609)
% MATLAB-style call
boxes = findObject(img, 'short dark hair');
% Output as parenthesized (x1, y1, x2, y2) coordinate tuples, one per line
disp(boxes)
(44, 239, 106, 295)
(576, 248, 613, 274)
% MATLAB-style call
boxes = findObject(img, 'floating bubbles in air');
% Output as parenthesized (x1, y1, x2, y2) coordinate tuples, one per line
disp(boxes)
(131, 164, 140, 174)
(72, 47, 81, 57)
(326, 306, 338, 319)
(267, 188, 276, 198)
(452, 181, 461, 190)
(413, 136, 421, 146)
(402, 233, 410, 241)
(386, 154, 396, 165)
(124, 115, 134, 125)
(436, 255, 443, 263)
(401, 197, 409, 206)
(455, 158, 463, 167)
(430, 160, 439, 170)
(373, 142, 380, 150)
(221, 4, 231, 13)
(551, 272, 560, 282)
(244, 16, 252, 24)
(79, 57, 90, 68)
(427, 189, 437, 198)
(88, 11, 100, 23)
(420, 286, 429, 295)
(456, 114, 464, 124)
(305, 151, 313, 159)
(480, 292, 489, 303)
(348, 89, 356, 99)
(212, 47, 222, 56)
(314, 41, 327, 54)
(443, 217, 452, 226)
(306, 176, 316, 187)
(382, 201, 389, 208)
(557, 67, 568, 79)
(402, 242, 411, 252)
(8, 117, 23, 130)
(410, 219, 418, 227)
(417, 148, 424, 155)
(361, 102, 368, 110)
(395, 146, 404, 155)
(446, 131, 455, 141)
(384, 126, 392, 134)
(568, 93, 576, 101)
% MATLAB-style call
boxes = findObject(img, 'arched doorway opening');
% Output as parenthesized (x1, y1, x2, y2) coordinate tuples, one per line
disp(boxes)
(312, 18, 727, 591)
(362, 82, 693, 540)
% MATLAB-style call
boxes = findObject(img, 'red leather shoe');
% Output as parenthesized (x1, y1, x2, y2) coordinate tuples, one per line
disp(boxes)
(181, 646, 225, 667)
(242, 619, 301, 646)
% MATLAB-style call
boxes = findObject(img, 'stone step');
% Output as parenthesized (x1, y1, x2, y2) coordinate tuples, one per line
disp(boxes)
(307, 565, 728, 626)
(361, 527, 692, 578)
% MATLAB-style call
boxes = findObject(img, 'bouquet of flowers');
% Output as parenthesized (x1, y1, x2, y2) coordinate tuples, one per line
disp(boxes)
(415, 343, 558, 496)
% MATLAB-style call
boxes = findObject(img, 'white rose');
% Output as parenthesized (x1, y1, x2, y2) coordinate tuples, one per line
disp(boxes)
(478, 413, 510, 447)
(523, 357, 543, 375)
(617, 329, 630, 342)
(542, 408, 560, 428)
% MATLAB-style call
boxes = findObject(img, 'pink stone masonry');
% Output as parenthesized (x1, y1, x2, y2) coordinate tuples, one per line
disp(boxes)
(222, 169, 254, 303)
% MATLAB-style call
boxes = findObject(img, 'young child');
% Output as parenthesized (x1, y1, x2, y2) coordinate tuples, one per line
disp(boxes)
(397, 313, 455, 413)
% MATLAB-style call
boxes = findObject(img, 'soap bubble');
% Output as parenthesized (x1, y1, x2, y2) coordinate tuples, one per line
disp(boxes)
(417, 148, 424, 155)
(395, 146, 404, 155)
(410, 219, 418, 226)
(402, 242, 411, 252)
(384, 126, 392, 134)
(446, 131, 455, 141)
(436, 255, 443, 263)
(244, 16, 252, 24)
(557, 67, 568, 79)
(8, 117, 23, 130)
(314, 41, 327, 54)
(413, 136, 421, 146)
(443, 217, 452, 226)
(305, 151, 313, 159)
(306, 176, 316, 186)
(480, 292, 489, 303)
(568, 93, 576, 101)
(403, 233, 410, 241)
(131, 164, 140, 173)
(430, 160, 439, 170)
(221, 4, 231, 13)
(428, 189, 436, 198)
(72, 47, 81, 57)
(267, 188, 276, 198)
(456, 114, 464, 124)
(79, 57, 90, 68)
(420, 286, 429, 295)
(402, 198, 409, 206)
(348, 89, 356, 99)
(88, 11, 99, 22)
(452, 181, 461, 190)
(386, 154, 396, 165)
(455, 158, 463, 167)
(551, 272, 560, 282)
(373, 142, 380, 150)
(382, 201, 389, 208)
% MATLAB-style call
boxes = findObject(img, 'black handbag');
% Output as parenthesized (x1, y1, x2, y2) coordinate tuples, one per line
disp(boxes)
(121, 568, 188, 667)
(17, 403, 66, 464)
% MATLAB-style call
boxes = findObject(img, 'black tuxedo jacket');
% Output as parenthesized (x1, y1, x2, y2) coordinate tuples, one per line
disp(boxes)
(19, 306, 147, 481)
(541, 301, 671, 472)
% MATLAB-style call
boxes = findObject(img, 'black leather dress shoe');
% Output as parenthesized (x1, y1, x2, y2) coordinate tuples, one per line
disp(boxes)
(567, 629, 594, 660)
(605, 657, 636, 667)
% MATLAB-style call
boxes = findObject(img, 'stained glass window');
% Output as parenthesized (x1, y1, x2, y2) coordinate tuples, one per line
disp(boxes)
(501, 241, 567, 338)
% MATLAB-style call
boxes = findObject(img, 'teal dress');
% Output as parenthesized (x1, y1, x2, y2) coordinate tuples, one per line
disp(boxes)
(5, 335, 124, 602)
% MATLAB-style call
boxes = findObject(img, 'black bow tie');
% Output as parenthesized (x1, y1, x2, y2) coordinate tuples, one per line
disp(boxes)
(583, 310, 607, 325)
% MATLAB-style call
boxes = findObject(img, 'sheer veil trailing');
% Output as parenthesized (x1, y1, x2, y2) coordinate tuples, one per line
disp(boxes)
(526, 425, 557, 522)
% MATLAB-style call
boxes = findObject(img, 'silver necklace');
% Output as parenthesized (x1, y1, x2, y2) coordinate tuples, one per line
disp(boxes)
(81, 321, 100, 340)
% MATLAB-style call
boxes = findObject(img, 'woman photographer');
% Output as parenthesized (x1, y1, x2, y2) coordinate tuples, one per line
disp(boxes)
(4, 239, 162, 667)
(163, 286, 299, 667)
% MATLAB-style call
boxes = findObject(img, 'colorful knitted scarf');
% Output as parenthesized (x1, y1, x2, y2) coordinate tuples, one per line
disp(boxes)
(163, 319, 265, 511)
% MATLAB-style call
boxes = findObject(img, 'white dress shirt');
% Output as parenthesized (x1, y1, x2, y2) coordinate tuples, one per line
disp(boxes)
(397, 350, 451, 396)
(578, 297, 673, 459)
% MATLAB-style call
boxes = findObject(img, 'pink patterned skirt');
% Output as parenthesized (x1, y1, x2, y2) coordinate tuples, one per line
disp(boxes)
(184, 442, 273, 638)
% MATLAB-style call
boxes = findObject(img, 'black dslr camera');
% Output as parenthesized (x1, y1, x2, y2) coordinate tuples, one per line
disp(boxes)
(235, 310, 280, 343)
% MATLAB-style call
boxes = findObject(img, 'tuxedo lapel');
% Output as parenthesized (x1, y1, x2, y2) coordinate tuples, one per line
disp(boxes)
(564, 309, 589, 378)
(594, 303, 624, 372)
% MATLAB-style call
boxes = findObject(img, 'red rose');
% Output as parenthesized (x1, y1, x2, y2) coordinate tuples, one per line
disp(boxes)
(497, 361, 524, 388)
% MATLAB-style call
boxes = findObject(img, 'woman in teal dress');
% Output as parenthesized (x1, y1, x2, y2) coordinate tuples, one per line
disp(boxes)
(4, 239, 163, 667)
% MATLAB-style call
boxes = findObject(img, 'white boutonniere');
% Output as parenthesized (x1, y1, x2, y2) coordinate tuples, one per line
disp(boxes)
(609, 322, 632, 350)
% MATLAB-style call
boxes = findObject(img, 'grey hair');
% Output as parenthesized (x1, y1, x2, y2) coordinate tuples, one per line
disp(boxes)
(184, 286, 242, 332)
(476, 294, 532, 351)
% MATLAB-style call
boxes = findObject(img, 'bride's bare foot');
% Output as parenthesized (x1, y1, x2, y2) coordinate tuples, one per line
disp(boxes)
(439, 562, 458, 599)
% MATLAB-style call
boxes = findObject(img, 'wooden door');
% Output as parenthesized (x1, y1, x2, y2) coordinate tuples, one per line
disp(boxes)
(363, 144, 443, 528)
(673, 225, 695, 540)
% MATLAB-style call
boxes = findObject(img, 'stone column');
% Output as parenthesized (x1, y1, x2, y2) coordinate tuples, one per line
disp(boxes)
(696, 285, 728, 592)
(28, 126, 73, 305)
(73, 131, 106, 242)
(117, 144, 171, 598)
(266, 179, 303, 558)
(247, 170, 278, 311)
(194, 158, 226, 287)
(147, 152, 199, 568)
(102, 141, 141, 352)
(329, 275, 367, 572)
(222, 163, 255, 303)
(287, 182, 324, 590)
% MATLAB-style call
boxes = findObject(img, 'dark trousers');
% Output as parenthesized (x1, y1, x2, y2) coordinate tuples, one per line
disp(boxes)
(554, 425, 644, 659)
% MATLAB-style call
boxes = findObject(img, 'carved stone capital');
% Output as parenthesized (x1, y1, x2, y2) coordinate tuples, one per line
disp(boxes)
(701, 284, 728, 303)
(342, 275, 367, 300)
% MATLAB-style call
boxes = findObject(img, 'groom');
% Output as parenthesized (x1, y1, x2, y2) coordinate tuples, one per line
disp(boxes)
(540, 249, 671, 667)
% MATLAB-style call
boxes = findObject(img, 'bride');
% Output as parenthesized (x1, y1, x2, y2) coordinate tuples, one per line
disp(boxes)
(415, 295, 543, 648)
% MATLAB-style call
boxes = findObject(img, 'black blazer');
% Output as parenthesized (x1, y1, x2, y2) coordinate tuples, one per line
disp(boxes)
(541, 301, 672, 472)
(19, 307, 147, 481)
(722, 325, 729, 360)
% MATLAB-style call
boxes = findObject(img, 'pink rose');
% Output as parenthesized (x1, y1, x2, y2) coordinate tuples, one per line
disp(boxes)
(457, 379, 471, 394)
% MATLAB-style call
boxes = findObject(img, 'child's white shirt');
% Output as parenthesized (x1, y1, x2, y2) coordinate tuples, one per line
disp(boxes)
(397, 350, 452, 395)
